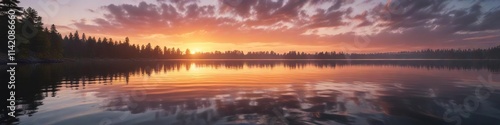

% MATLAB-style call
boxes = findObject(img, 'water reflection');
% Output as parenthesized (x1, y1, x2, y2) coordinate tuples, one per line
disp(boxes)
(1, 60, 500, 125)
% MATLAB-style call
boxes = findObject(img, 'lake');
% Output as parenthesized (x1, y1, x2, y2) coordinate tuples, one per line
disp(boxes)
(1, 60, 500, 125)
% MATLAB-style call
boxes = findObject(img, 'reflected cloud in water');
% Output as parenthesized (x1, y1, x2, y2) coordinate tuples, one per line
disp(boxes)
(1, 60, 500, 125)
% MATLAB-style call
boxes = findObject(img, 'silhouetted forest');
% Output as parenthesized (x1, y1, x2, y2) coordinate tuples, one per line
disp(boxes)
(39, 29, 500, 59)
(2, 1, 500, 61)
(24, 29, 500, 60)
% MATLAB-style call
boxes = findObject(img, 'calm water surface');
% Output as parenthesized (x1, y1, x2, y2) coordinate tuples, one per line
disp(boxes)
(2, 60, 500, 125)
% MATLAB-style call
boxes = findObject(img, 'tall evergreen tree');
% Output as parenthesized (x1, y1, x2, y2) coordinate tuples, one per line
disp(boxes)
(49, 24, 63, 58)
(22, 7, 43, 29)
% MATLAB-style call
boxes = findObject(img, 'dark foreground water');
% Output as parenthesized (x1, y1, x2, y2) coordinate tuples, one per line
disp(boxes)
(1, 60, 500, 125)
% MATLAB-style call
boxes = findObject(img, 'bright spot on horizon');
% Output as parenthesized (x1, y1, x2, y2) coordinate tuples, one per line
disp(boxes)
(191, 48, 200, 54)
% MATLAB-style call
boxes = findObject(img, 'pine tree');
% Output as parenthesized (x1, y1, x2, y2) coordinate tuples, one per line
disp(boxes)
(185, 49, 191, 55)
(163, 46, 167, 57)
(74, 31, 80, 41)
(23, 7, 43, 29)
(125, 37, 130, 45)
(81, 33, 86, 42)
(49, 24, 63, 58)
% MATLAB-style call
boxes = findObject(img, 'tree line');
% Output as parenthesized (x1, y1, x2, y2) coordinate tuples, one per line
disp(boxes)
(52, 32, 500, 59)
(63, 31, 188, 59)
(2, 1, 500, 60)
(186, 48, 500, 59)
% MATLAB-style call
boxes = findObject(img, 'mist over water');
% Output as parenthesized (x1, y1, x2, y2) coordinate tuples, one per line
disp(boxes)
(1, 60, 500, 125)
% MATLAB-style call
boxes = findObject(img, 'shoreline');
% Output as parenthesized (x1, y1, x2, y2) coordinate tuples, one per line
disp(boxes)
(2, 58, 500, 65)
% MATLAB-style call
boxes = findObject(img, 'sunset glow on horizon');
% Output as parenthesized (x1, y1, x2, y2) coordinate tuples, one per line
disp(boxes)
(19, 0, 500, 53)
(5, 1, 500, 124)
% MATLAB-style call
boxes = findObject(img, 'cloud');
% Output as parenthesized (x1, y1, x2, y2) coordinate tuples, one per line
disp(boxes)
(71, 0, 500, 52)
(472, 7, 500, 31)
(463, 34, 500, 41)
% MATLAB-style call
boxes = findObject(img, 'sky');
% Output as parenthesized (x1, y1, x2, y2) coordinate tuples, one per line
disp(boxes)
(19, 0, 500, 53)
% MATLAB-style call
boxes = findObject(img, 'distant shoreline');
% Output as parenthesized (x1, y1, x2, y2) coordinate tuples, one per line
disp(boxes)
(2, 58, 500, 65)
